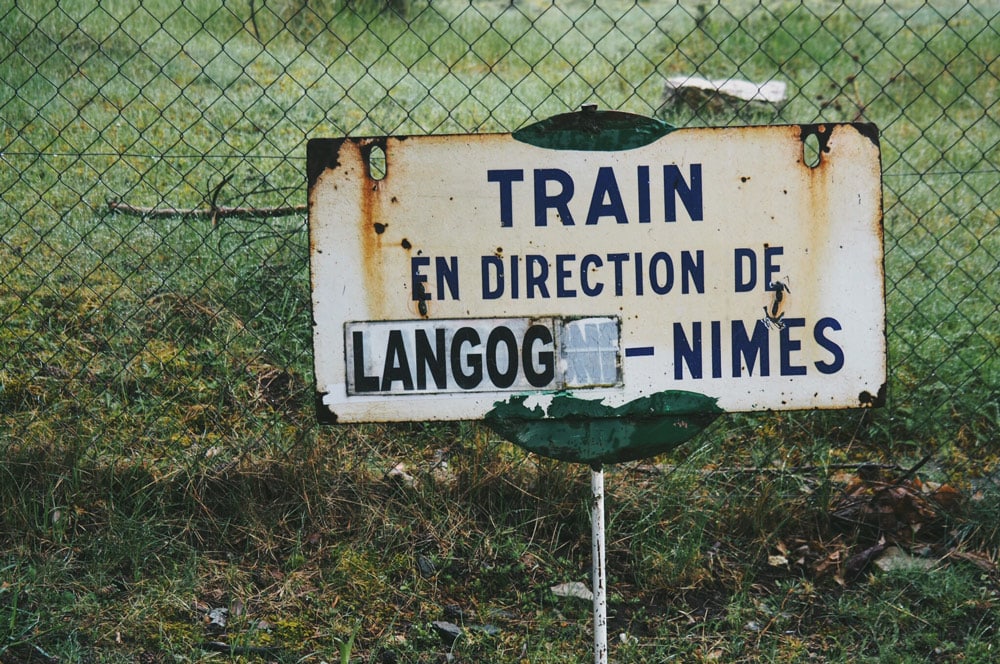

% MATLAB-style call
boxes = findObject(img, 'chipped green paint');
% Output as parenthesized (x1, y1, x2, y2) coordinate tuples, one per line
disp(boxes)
(484, 391, 722, 465)
(512, 107, 675, 152)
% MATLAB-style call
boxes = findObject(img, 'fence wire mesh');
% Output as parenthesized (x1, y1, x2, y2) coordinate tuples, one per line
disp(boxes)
(1, 1, 997, 470)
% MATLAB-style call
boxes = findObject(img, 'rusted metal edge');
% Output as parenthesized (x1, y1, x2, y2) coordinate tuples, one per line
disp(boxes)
(307, 138, 347, 189)
(859, 382, 887, 408)
(315, 392, 338, 424)
(825, 122, 885, 412)
(799, 122, 881, 153)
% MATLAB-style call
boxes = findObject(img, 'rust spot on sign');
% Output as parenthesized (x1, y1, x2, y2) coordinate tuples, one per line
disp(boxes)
(357, 138, 389, 319)
(761, 279, 791, 329)
(859, 382, 887, 408)
(800, 123, 833, 163)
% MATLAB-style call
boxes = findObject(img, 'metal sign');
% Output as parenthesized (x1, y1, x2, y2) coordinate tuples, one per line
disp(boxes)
(308, 118, 884, 426)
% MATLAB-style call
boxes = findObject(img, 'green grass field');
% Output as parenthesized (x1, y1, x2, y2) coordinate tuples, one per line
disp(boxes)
(1, 1, 998, 661)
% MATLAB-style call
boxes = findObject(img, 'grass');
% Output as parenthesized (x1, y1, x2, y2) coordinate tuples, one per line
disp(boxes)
(1, 0, 998, 661)
(6, 430, 999, 662)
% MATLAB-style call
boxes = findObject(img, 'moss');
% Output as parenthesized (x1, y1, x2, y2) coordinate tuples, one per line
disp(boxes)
(261, 617, 314, 647)
(144, 618, 203, 650)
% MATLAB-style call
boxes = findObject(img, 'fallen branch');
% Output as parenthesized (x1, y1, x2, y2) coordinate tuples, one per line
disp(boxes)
(107, 200, 306, 220)
(199, 641, 282, 656)
(625, 461, 903, 477)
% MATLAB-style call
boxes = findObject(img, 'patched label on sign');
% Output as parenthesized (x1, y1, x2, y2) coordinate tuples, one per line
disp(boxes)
(346, 316, 621, 395)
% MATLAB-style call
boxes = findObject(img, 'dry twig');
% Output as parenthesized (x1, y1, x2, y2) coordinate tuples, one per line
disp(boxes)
(108, 200, 306, 220)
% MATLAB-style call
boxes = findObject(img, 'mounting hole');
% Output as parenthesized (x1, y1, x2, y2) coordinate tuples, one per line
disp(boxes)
(367, 144, 386, 180)
(802, 132, 821, 168)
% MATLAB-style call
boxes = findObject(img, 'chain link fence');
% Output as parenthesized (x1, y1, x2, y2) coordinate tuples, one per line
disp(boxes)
(1, 1, 997, 470)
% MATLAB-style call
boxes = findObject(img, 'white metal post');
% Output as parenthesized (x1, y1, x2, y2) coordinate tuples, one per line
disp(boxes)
(591, 464, 608, 664)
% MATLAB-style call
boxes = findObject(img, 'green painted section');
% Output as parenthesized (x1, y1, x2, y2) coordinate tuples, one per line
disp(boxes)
(512, 108, 675, 151)
(484, 391, 723, 465)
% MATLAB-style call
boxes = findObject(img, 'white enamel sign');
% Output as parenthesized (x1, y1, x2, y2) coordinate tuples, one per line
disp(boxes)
(308, 122, 885, 423)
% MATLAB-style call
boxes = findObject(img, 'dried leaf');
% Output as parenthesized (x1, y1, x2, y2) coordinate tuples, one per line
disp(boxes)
(946, 550, 997, 574)
(931, 484, 964, 511)
(386, 462, 417, 488)
(832, 471, 967, 542)
(550, 581, 593, 601)
(205, 607, 228, 631)
(845, 538, 887, 580)
(768, 555, 789, 567)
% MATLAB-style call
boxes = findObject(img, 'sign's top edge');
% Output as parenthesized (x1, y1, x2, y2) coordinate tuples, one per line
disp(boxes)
(307, 119, 879, 149)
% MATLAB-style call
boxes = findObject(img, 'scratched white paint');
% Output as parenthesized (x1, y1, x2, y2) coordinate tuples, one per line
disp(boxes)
(308, 123, 885, 423)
